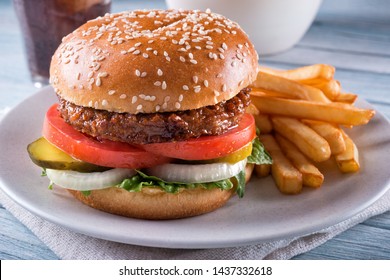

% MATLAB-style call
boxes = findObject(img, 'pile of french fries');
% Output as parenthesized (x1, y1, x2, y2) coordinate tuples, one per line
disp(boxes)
(248, 64, 375, 194)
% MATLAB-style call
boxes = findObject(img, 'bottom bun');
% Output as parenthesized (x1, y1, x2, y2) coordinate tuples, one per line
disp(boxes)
(68, 164, 254, 220)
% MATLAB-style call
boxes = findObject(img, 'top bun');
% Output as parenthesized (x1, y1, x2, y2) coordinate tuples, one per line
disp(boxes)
(50, 9, 258, 114)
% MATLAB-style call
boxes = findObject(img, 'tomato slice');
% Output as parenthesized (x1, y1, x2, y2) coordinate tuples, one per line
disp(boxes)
(138, 113, 256, 160)
(42, 104, 171, 169)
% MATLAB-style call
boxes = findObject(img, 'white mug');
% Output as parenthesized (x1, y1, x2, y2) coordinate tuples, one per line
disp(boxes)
(166, 0, 322, 56)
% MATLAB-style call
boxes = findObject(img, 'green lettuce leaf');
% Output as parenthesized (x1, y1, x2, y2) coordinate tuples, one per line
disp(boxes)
(118, 170, 234, 194)
(247, 137, 273, 165)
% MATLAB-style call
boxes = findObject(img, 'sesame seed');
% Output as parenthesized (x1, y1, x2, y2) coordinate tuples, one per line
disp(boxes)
(205, 45, 213, 50)
(194, 86, 201, 93)
(231, 61, 237, 67)
(217, 73, 223, 78)
(222, 42, 228, 50)
(137, 104, 143, 111)
(188, 53, 194, 59)
(132, 96, 138, 104)
(222, 84, 227, 92)
(95, 77, 101, 86)
(214, 90, 220, 96)
(157, 69, 163, 76)
(175, 102, 181, 109)
(108, 90, 116, 95)
(190, 59, 197, 64)
(204, 80, 209, 87)
(88, 72, 94, 78)
(134, 42, 142, 47)
(154, 81, 161, 86)
(98, 72, 108, 78)
(141, 72, 147, 77)
(179, 56, 186, 62)
(219, 54, 225, 59)
(102, 100, 108, 106)
(133, 50, 141, 55)
(182, 85, 189, 91)
(153, 50, 158, 55)
(179, 94, 183, 102)
(143, 53, 149, 58)
(162, 81, 167, 90)
(218, 47, 225, 53)
(192, 76, 198, 83)
(128, 47, 135, 52)
(148, 40, 154, 43)
(121, 50, 128, 55)
(164, 51, 168, 57)
(155, 105, 161, 112)
(120, 94, 127, 99)
(135, 69, 141, 77)
(166, 56, 171, 62)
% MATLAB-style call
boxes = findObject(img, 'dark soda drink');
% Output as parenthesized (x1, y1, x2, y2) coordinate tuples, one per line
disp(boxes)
(13, 0, 111, 87)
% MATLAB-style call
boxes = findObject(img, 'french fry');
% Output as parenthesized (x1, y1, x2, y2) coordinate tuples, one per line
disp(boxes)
(335, 130, 360, 173)
(334, 92, 358, 104)
(252, 72, 331, 103)
(251, 88, 299, 99)
(250, 92, 375, 126)
(254, 114, 273, 134)
(259, 134, 302, 194)
(245, 103, 260, 115)
(271, 117, 331, 162)
(255, 164, 271, 178)
(275, 134, 324, 188)
(302, 120, 346, 155)
(302, 79, 341, 100)
(258, 64, 335, 81)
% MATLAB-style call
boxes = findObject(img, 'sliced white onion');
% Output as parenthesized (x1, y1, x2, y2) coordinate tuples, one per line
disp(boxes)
(46, 168, 136, 191)
(145, 159, 247, 184)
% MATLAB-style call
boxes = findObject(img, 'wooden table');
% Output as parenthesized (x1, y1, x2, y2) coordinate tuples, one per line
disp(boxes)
(0, 0, 389, 259)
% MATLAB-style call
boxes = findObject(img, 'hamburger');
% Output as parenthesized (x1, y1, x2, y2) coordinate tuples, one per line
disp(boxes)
(27, 9, 272, 219)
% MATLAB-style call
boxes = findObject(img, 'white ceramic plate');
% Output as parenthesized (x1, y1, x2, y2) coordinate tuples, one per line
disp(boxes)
(0, 87, 389, 249)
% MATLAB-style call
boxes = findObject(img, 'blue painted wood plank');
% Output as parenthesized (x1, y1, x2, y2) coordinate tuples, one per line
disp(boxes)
(0, 205, 59, 260)
(294, 214, 390, 260)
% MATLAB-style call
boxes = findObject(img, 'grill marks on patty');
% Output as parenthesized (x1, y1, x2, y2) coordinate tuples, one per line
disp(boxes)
(58, 88, 251, 144)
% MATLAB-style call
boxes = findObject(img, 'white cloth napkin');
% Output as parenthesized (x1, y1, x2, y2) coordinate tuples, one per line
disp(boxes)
(1, 108, 389, 259)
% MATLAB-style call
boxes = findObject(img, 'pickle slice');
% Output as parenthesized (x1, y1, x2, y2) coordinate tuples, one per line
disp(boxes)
(211, 142, 253, 163)
(27, 137, 110, 172)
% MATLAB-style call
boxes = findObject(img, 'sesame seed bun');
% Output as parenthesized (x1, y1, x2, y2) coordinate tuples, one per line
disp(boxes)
(50, 9, 258, 114)
(68, 164, 254, 220)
